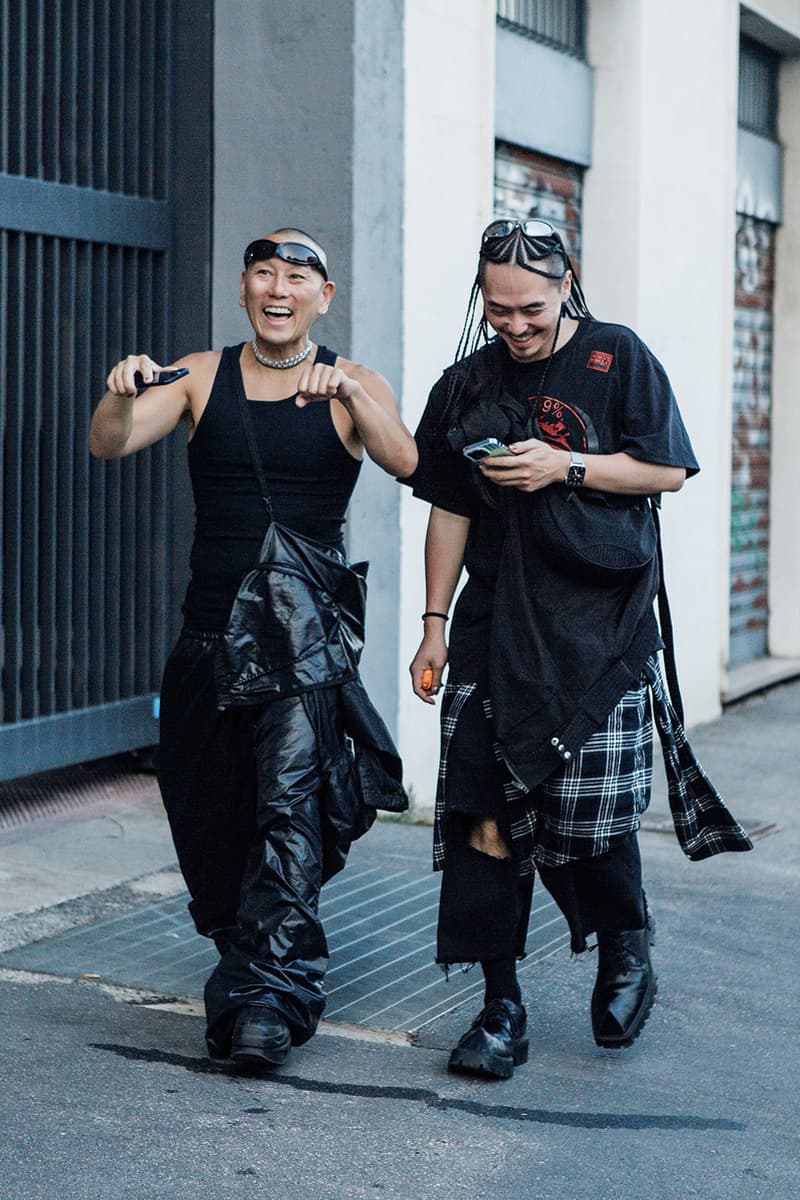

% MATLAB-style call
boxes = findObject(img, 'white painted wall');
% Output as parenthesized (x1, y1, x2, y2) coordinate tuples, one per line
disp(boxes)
(397, 0, 496, 813)
(583, 0, 740, 725)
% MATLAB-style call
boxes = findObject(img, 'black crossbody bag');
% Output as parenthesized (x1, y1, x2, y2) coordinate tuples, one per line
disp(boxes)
(214, 352, 368, 708)
(530, 484, 684, 724)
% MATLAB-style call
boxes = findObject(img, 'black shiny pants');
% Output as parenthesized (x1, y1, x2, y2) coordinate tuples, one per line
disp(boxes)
(157, 630, 331, 1054)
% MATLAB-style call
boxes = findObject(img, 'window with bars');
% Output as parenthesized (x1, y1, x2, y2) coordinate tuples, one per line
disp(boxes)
(738, 35, 779, 139)
(496, 0, 585, 59)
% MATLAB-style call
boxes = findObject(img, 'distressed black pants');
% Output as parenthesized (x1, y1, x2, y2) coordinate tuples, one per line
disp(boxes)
(157, 630, 330, 1055)
(437, 820, 646, 964)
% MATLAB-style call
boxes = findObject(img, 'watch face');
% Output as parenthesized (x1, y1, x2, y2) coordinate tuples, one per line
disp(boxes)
(566, 461, 586, 487)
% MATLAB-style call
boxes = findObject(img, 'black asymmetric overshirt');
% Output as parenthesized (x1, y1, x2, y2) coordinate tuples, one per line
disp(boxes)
(406, 321, 700, 790)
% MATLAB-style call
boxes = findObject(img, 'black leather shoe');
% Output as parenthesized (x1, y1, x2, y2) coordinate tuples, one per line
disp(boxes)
(591, 926, 657, 1049)
(230, 1005, 292, 1067)
(447, 998, 528, 1079)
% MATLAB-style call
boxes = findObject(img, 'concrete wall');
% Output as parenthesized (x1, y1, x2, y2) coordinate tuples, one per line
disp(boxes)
(397, 0, 496, 811)
(212, 0, 404, 729)
(770, 54, 800, 655)
(583, 0, 740, 725)
(495, 25, 593, 166)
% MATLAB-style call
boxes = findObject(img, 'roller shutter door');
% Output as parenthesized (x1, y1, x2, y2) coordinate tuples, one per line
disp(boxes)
(729, 214, 775, 666)
(494, 141, 583, 268)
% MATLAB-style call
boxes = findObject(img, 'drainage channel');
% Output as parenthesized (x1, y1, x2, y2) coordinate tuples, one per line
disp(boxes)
(0, 756, 159, 833)
(0, 825, 571, 1036)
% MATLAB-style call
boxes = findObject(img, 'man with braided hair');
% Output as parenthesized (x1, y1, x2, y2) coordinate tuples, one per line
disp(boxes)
(405, 219, 751, 1079)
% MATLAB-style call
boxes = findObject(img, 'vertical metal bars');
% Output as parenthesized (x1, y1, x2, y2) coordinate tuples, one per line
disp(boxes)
(496, 0, 585, 59)
(1, 232, 171, 723)
(0, 0, 171, 194)
(0, 0, 177, 758)
(738, 36, 779, 139)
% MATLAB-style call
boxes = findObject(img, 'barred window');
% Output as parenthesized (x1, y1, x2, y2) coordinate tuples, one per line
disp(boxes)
(496, 0, 585, 60)
(738, 36, 779, 139)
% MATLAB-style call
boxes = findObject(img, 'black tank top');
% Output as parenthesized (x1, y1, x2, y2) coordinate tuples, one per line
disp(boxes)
(182, 343, 362, 630)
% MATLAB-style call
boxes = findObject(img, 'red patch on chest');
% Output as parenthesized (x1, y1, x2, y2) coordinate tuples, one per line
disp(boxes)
(587, 350, 613, 373)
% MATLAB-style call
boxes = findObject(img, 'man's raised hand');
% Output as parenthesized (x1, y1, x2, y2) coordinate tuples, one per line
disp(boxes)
(106, 354, 165, 397)
(296, 363, 360, 408)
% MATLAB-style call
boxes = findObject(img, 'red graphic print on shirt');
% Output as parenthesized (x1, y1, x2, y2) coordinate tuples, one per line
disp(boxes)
(535, 395, 590, 452)
(587, 350, 613, 373)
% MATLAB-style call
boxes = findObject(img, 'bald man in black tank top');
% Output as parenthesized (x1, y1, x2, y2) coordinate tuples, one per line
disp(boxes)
(90, 230, 417, 1066)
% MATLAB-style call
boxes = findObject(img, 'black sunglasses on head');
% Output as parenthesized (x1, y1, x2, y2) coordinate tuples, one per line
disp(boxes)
(243, 239, 328, 279)
(482, 218, 560, 243)
(481, 218, 568, 278)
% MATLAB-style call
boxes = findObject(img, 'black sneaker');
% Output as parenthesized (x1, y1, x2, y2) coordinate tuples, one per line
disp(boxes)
(447, 998, 528, 1080)
(591, 926, 658, 1048)
(230, 1005, 292, 1067)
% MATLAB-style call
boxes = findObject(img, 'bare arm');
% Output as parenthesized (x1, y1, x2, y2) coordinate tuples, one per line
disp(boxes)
(295, 359, 418, 478)
(409, 506, 470, 705)
(480, 441, 686, 495)
(89, 352, 211, 459)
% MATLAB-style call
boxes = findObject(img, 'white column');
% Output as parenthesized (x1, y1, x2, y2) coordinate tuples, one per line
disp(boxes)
(583, 0, 740, 724)
(397, 0, 496, 814)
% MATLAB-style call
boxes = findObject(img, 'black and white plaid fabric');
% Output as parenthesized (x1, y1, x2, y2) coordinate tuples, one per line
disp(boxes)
(433, 656, 752, 872)
(643, 658, 752, 859)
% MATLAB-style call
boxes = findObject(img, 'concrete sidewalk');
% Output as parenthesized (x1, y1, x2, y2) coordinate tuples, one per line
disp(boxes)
(0, 681, 798, 1199)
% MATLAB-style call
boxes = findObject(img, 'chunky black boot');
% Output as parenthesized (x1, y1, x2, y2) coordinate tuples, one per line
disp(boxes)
(230, 1005, 292, 1067)
(591, 926, 657, 1048)
(447, 998, 528, 1079)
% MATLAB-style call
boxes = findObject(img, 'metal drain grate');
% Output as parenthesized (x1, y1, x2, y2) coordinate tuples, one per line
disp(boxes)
(0, 758, 159, 832)
(0, 828, 571, 1034)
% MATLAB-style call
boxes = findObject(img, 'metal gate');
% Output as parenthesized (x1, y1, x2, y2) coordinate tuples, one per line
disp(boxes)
(0, 0, 207, 782)
(493, 141, 583, 270)
(729, 214, 775, 666)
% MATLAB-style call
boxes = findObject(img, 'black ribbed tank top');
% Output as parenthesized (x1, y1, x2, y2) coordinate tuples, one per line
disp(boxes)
(182, 343, 362, 630)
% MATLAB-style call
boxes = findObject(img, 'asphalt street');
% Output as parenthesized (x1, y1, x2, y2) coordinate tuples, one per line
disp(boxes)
(0, 681, 798, 1200)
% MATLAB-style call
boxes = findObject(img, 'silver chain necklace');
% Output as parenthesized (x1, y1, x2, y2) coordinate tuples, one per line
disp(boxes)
(251, 338, 313, 370)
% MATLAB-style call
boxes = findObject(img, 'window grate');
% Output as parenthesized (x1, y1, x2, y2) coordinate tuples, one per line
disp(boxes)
(738, 36, 779, 139)
(496, 0, 585, 60)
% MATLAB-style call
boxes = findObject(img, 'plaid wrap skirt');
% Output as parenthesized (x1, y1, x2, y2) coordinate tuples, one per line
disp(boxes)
(433, 656, 752, 873)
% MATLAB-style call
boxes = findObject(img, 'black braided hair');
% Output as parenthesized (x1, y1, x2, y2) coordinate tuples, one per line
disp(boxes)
(439, 226, 591, 430)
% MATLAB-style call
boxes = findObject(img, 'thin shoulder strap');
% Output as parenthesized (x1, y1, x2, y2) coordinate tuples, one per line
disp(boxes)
(227, 345, 273, 519)
(651, 499, 684, 724)
(229, 342, 339, 520)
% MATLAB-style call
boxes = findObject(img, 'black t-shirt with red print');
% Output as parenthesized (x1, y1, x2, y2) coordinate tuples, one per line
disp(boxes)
(405, 320, 700, 788)
(409, 319, 698, 597)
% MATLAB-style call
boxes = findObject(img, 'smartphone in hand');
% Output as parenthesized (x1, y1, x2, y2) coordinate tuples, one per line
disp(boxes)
(462, 437, 512, 462)
(133, 367, 190, 390)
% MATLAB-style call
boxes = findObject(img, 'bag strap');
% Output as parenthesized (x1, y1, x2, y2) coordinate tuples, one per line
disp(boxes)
(228, 344, 274, 518)
(229, 343, 336, 518)
(650, 499, 685, 724)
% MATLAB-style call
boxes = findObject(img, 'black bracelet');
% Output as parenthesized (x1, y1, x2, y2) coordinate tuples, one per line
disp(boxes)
(422, 611, 449, 621)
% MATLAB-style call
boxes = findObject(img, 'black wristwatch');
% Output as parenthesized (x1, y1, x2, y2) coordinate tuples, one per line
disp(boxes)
(564, 450, 586, 487)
